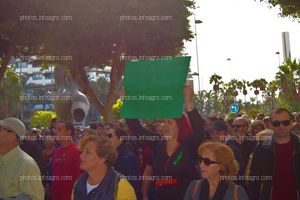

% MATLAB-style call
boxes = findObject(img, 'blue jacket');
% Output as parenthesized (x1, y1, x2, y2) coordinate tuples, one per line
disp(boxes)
(114, 143, 141, 199)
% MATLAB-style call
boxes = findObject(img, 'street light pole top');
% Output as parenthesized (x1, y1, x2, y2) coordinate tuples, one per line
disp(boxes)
(195, 19, 203, 24)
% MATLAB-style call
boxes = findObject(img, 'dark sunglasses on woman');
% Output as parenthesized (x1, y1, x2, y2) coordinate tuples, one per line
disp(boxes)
(198, 156, 219, 166)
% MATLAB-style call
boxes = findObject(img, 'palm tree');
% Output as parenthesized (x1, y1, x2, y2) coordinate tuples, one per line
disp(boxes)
(265, 80, 279, 110)
(239, 79, 249, 103)
(226, 79, 239, 97)
(250, 78, 267, 104)
(209, 73, 223, 92)
(275, 58, 300, 102)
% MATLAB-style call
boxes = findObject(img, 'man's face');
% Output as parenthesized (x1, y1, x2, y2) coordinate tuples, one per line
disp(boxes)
(270, 112, 293, 138)
(103, 125, 111, 134)
(0, 126, 17, 148)
(211, 129, 226, 143)
(54, 122, 71, 138)
(106, 129, 121, 148)
(232, 118, 249, 136)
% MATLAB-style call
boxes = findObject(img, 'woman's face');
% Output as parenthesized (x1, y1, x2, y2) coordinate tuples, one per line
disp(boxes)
(80, 141, 104, 172)
(161, 119, 179, 138)
(199, 148, 221, 180)
(106, 129, 121, 148)
(252, 125, 265, 136)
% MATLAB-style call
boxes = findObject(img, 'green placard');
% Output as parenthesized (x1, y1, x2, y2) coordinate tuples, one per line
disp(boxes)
(121, 56, 190, 119)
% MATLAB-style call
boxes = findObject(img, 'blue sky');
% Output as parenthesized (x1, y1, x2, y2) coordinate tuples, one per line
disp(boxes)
(185, 0, 300, 91)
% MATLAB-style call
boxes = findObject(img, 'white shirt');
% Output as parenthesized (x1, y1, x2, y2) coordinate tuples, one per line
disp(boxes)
(86, 182, 99, 194)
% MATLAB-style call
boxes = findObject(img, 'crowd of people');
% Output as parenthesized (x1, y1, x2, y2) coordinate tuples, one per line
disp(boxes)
(1, 86, 300, 200)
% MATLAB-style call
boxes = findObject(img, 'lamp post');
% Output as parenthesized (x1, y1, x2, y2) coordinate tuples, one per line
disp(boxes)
(275, 51, 280, 67)
(226, 58, 232, 80)
(194, 9, 203, 92)
(3, 74, 8, 117)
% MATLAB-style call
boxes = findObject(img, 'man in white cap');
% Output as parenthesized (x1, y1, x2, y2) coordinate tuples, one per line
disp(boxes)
(0, 117, 45, 200)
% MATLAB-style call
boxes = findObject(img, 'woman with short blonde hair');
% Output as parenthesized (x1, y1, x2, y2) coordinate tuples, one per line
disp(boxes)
(72, 133, 136, 200)
(184, 142, 249, 200)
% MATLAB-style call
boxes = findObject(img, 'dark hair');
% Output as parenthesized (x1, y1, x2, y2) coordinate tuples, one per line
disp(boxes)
(104, 123, 113, 128)
(51, 118, 58, 124)
(96, 123, 104, 128)
(113, 121, 124, 129)
(212, 120, 228, 132)
(57, 120, 75, 136)
(270, 108, 294, 122)
(111, 127, 126, 139)
(207, 116, 218, 122)
(90, 123, 97, 130)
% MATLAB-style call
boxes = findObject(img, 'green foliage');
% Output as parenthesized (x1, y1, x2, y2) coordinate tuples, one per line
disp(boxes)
(0, 67, 22, 117)
(275, 59, 300, 102)
(112, 98, 123, 120)
(246, 108, 261, 119)
(1, 0, 195, 122)
(258, 0, 300, 19)
(29, 111, 57, 128)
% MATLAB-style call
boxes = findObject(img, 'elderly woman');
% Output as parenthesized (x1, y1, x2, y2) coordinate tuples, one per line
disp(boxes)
(72, 133, 136, 200)
(249, 120, 266, 136)
(184, 142, 249, 200)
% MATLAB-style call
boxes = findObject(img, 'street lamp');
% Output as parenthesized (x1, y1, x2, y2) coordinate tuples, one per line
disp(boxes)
(4, 75, 8, 117)
(194, 9, 203, 92)
(226, 58, 232, 80)
(275, 51, 280, 67)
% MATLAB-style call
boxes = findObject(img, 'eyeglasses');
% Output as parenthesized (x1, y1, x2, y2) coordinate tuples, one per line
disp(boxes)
(271, 120, 291, 127)
(198, 156, 219, 166)
(232, 124, 246, 129)
(106, 133, 113, 139)
(0, 126, 13, 132)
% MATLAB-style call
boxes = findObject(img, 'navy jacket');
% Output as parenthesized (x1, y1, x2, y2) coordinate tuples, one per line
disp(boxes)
(114, 143, 141, 199)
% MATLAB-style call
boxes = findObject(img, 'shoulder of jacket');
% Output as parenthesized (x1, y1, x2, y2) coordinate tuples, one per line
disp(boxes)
(116, 179, 136, 200)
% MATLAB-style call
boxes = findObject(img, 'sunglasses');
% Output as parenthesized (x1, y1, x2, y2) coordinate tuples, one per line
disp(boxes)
(106, 133, 113, 139)
(198, 156, 219, 166)
(0, 126, 13, 132)
(271, 120, 291, 127)
(232, 124, 246, 129)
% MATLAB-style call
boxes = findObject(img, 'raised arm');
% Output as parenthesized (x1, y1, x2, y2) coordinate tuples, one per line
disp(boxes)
(184, 86, 206, 153)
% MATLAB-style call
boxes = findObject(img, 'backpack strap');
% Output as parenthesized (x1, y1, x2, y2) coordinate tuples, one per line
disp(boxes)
(192, 180, 202, 200)
(233, 183, 238, 200)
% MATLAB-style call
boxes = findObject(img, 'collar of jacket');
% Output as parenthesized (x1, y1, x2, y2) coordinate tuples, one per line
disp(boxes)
(262, 131, 300, 150)
(117, 143, 128, 153)
(74, 167, 116, 197)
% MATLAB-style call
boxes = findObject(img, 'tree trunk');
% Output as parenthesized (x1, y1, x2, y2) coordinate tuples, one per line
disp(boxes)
(69, 43, 125, 122)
